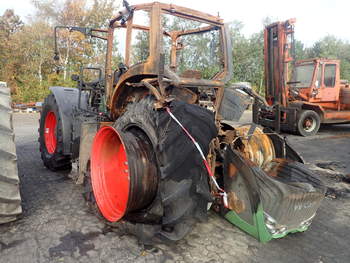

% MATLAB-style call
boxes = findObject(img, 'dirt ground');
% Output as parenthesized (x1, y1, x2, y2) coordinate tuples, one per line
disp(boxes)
(1, 112, 350, 263)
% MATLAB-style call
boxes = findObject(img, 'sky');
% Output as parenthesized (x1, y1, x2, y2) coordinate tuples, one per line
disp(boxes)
(1, 0, 349, 47)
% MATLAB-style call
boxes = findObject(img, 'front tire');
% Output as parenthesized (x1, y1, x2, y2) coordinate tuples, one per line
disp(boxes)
(39, 94, 71, 171)
(297, 110, 320, 136)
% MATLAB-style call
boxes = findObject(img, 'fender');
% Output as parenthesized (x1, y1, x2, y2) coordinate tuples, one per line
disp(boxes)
(289, 101, 325, 121)
(223, 146, 324, 243)
(49, 86, 87, 156)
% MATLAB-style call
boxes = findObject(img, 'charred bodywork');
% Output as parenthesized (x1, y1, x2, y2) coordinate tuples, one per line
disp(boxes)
(38, 1, 325, 243)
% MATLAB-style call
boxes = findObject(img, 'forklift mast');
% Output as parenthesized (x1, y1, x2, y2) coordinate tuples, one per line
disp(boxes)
(264, 18, 295, 107)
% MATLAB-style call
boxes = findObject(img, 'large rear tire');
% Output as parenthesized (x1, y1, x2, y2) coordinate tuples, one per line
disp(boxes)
(86, 97, 217, 243)
(39, 94, 71, 171)
(0, 85, 22, 224)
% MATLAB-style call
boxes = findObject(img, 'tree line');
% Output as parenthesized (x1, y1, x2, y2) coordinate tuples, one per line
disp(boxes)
(0, 0, 116, 102)
(1, 0, 350, 103)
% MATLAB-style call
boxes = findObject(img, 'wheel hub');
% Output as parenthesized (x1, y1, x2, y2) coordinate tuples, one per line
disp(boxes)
(303, 117, 316, 131)
(44, 111, 57, 154)
(90, 126, 158, 222)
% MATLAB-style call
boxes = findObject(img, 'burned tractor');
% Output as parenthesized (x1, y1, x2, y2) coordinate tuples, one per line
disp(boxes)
(38, 2, 325, 243)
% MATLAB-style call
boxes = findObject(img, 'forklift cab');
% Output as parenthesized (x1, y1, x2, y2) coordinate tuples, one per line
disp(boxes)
(290, 59, 340, 104)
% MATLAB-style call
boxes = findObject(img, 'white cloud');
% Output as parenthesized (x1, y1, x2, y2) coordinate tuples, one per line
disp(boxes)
(0, 0, 35, 21)
(1, 0, 349, 46)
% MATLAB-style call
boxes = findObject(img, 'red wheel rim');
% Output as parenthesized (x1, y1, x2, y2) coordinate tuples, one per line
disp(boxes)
(90, 126, 130, 222)
(303, 117, 316, 131)
(44, 111, 57, 154)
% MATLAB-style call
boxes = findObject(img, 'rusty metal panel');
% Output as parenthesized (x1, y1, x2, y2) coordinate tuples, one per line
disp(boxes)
(219, 86, 253, 122)
(76, 122, 99, 184)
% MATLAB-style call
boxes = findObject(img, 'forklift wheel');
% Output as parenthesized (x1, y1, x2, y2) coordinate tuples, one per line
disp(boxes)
(297, 110, 320, 136)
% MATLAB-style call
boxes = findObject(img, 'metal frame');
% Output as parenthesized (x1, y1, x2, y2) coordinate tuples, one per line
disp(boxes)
(105, 2, 232, 118)
(53, 2, 233, 121)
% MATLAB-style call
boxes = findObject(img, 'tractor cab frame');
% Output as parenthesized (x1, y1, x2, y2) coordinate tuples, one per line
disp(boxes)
(106, 2, 233, 118)
(54, 2, 232, 120)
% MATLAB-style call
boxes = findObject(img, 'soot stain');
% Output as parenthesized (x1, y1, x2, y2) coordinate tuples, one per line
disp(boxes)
(49, 230, 100, 257)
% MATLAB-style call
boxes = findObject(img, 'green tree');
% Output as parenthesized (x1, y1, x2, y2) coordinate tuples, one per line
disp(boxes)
(305, 35, 350, 81)
(294, 40, 307, 61)
(0, 1, 120, 102)
(0, 9, 24, 93)
(230, 21, 264, 93)
(32, 0, 117, 81)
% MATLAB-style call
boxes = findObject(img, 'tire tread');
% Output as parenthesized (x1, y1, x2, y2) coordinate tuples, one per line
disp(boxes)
(0, 86, 22, 224)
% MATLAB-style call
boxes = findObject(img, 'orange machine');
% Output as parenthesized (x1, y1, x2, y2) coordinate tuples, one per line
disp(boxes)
(252, 19, 350, 136)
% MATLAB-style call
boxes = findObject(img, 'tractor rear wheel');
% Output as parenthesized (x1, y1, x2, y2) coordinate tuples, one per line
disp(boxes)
(39, 94, 71, 171)
(86, 97, 216, 243)
(297, 110, 320, 136)
(0, 85, 22, 224)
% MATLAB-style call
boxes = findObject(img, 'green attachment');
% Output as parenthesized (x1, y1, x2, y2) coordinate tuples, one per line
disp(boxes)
(224, 204, 272, 243)
(224, 203, 310, 243)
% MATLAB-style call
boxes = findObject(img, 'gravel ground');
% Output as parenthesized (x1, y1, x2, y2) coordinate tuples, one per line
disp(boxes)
(0, 112, 350, 263)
